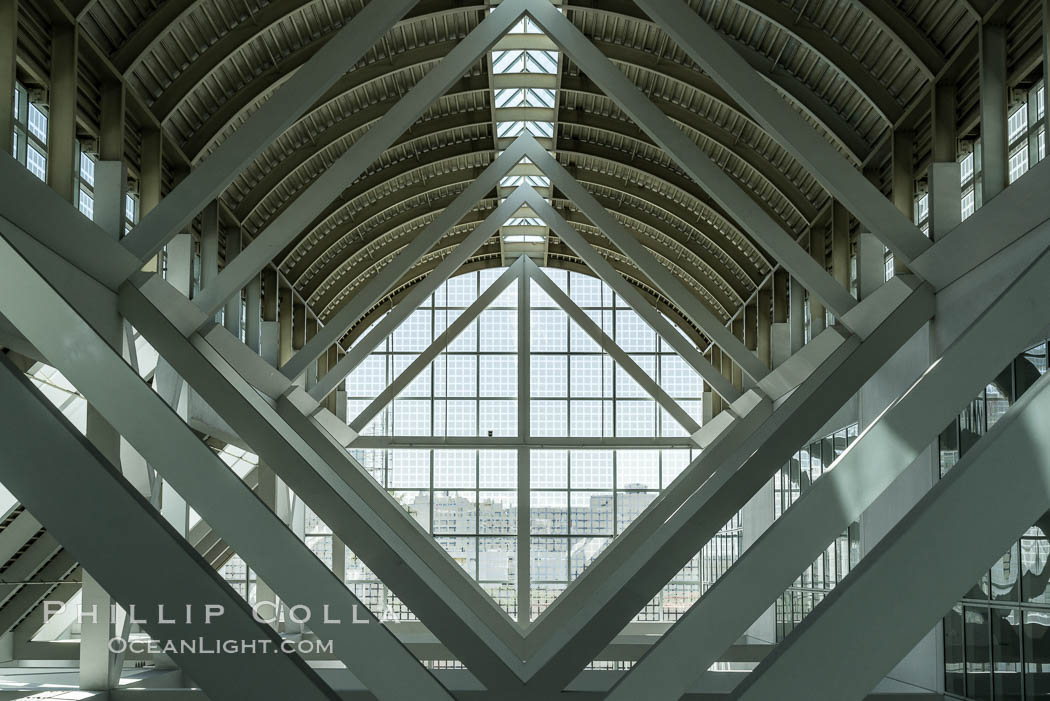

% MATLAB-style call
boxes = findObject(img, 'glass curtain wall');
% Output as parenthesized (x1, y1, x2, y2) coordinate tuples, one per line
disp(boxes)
(342, 267, 715, 623)
(941, 341, 1050, 700)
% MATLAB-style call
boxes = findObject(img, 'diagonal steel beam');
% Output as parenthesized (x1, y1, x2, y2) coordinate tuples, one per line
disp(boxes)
(0, 224, 454, 701)
(119, 0, 419, 268)
(348, 257, 525, 437)
(606, 218, 1050, 700)
(305, 185, 531, 399)
(734, 357, 1050, 701)
(523, 190, 742, 402)
(0, 159, 525, 683)
(524, 150, 771, 383)
(635, 0, 931, 266)
(518, 275, 934, 689)
(524, 0, 858, 321)
(525, 257, 703, 441)
(122, 276, 529, 688)
(286, 137, 536, 384)
(190, 0, 532, 319)
(0, 356, 341, 701)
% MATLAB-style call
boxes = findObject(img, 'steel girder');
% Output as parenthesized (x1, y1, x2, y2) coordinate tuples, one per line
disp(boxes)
(607, 212, 1050, 700)
(0, 224, 452, 700)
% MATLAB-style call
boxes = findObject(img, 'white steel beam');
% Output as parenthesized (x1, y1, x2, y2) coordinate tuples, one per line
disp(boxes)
(0, 229, 451, 701)
(285, 136, 535, 383)
(734, 358, 1050, 701)
(0, 160, 525, 683)
(305, 185, 531, 400)
(118, 0, 419, 267)
(607, 219, 1050, 701)
(0, 356, 341, 701)
(525, 1, 859, 321)
(348, 258, 525, 436)
(635, 0, 931, 265)
(190, 0, 531, 319)
(525, 257, 703, 440)
(518, 276, 934, 689)
(121, 276, 528, 688)
(522, 191, 742, 402)
(524, 150, 771, 383)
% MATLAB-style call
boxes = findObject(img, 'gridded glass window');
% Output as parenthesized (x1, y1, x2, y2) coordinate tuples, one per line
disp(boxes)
(12, 84, 48, 181)
(774, 424, 860, 640)
(343, 269, 707, 623)
(491, 49, 558, 74)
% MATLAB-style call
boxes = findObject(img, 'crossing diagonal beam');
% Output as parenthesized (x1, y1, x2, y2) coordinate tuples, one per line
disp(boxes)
(0, 228, 452, 701)
(635, 0, 931, 265)
(523, 191, 742, 403)
(524, 150, 771, 383)
(286, 137, 535, 384)
(118, 0, 420, 267)
(0, 158, 525, 683)
(121, 277, 529, 688)
(525, 0, 858, 321)
(305, 185, 531, 399)
(606, 218, 1050, 701)
(190, 0, 532, 319)
(518, 275, 934, 690)
(525, 257, 703, 440)
(734, 352, 1050, 701)
(349, 258, 525, 437)
(0, 356, 340, 701)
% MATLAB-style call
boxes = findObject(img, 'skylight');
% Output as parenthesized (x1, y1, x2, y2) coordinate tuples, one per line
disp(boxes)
(489, 2, 563, 253)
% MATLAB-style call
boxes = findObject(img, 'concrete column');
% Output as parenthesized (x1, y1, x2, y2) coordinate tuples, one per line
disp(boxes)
(223, 227, 243, 337)
(47, 21, 77, 203)
(757, 286, 771, 369)
(831, 201, 850, 293)
(809, 228, 826, 336)
(82, 161, 131, 689)
(138, 129, 163, 274)
(980, 22, 1008, 203)
(857, 321, 941, 693)
(730, 319, 743, 392)
(929, 162, 962, 240)
(200, 201, 220, 291)
(99, 81, 124, 164)
(261, 269, 279, 367)
(245, 271, 262, 353)
(709, 347, 724, 417)
(0, 0, 15, 155)
(293, 302, 307, 352)
(892, 129, 915, 275)
(702, 378, 713, 424)
(305, 317, 319, 388)
(771, 271, 791, 368)
(334, 349, 347, 419)
(930, 80, 961, 242)
(789, 276, 804, 353)
(254, 461, 279, 629)
(278, 286, 293, 367)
